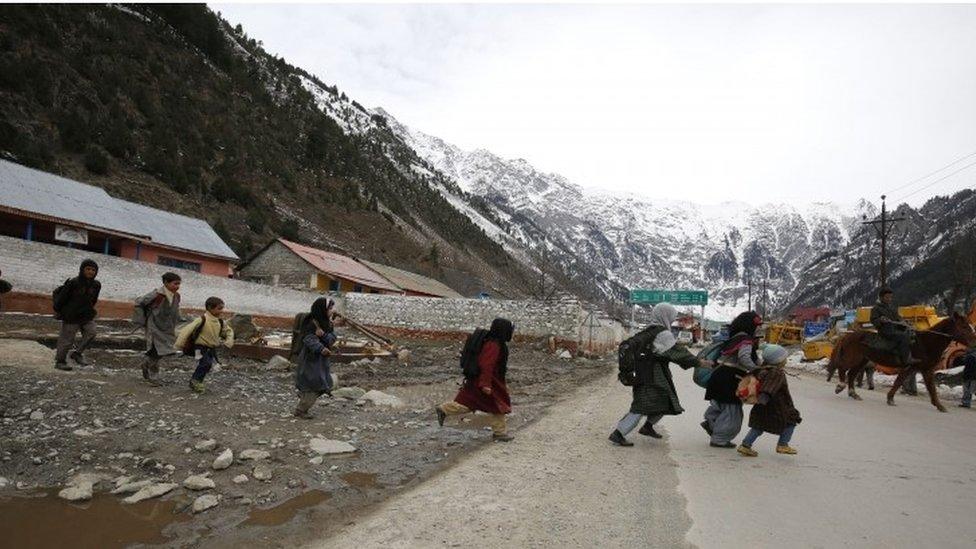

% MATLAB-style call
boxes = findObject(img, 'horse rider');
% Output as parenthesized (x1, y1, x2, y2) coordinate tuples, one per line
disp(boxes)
(870, 287, 920, 366)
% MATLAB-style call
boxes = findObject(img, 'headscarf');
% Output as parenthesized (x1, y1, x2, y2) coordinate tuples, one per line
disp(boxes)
(487, 317, 514, 378)
(722, 310, 762, 363)
(647, 302, 678, 353)
(302, 297, 334, 339)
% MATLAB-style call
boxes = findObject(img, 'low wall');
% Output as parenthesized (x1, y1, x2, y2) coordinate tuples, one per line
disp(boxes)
(0, 235, 314, 317)
(342, 293, 584, 342)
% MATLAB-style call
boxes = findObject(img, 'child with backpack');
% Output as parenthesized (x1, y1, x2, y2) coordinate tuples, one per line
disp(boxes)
(737, 345, 802, 457)
(435, 318, 515, 442)
(175, 296, 234, 394)
(53, 259, 101, 371)
(293, 297, 343, 418)
(133, 272, 182, 385)
(609, 303, 703, 447)
(702, 311, 762, 448)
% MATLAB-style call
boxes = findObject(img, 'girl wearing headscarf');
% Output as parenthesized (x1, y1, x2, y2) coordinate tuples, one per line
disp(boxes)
(609, 303, 703, 447)
(435, 318, 516, 442)
(737, 345, 802, 457)
(294, 297, 340, 419)
(702, 310, 763, 448)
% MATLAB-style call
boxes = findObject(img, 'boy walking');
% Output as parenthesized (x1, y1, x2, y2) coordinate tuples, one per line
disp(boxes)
(134, 272, 182, 385)
(175, 296, 234, 394)
(53, 259, 101, 371)
(0, 268, 11, 311)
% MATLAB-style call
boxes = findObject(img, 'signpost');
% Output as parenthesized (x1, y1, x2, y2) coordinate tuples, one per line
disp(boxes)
(629, 289, 709, 331)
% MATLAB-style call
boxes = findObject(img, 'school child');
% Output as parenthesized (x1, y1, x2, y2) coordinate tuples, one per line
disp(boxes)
(175, 296, 234, 394)
(53, 259, 101, 371)
(133, 272, 182, 385)
(737, 345, 802, 457)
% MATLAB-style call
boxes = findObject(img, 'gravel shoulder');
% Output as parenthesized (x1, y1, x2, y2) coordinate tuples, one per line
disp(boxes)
(316, 371, 694, 549)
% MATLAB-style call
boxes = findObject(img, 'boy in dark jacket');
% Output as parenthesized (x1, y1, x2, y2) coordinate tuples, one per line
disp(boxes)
(0, 268, 12, 311)
(53, 259, 101, 371)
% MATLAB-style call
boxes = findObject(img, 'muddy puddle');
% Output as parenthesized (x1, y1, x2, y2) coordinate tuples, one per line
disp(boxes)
(340, 471, 382, 490)
(241, 490, 332, 528)
(0, 492, 190, 549)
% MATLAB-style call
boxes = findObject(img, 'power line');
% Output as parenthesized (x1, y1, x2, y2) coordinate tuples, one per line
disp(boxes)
(893, 157, 976, 203)
(884, 148, 976, 196)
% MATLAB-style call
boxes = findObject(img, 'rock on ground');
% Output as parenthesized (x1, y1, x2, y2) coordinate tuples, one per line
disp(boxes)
(192, 494, 220, 513)
(309, 438, 356, 455)
(267, 355, 293, 369)
(0, 339, 56, 373)
(194, 439, 217, 452)
(239, 449, 270, 461)
(58, 481, 93, 502)
(333, 387, 366, 400)
(361, 390, 403, 408)
(232, 475, 249, 484)
(228, 314, 260, 342)
(123, 482, 178, 504)
(183, 475, 215, 491)
(112, 480, 153, 495)
(252, 464, 273, 481)
(212, 449, 233, 470)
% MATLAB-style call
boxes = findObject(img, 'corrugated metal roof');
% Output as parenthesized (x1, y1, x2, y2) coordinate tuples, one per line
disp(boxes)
(360, 260, 463, 298)
(0, 160, 237, 260)
(278, 239, 401, 292)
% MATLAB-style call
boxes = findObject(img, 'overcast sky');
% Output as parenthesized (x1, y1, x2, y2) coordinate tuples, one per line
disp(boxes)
(214, 3, 976, 206)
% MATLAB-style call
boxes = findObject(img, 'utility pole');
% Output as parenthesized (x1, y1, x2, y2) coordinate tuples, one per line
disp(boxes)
(862, 195, 907, 289)
(761, 279, 767, 317)
(747, 277, 752, 311)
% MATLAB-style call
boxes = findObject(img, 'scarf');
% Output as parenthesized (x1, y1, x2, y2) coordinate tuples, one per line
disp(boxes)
(648, 303, 678, 353)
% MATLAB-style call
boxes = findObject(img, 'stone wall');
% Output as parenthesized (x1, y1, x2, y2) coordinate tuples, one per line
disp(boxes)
(236, 240, 313, 290)
(0, 235, 314, 317)
(342, 293, 585, 341)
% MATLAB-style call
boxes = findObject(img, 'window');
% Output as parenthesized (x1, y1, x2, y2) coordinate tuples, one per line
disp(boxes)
(157, 256, 202, 272)
(329, 280, 340, 292)
(353, 284, 364, 293)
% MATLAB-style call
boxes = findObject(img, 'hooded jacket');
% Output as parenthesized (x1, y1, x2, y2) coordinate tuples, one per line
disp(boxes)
(54, 259, 101, 324)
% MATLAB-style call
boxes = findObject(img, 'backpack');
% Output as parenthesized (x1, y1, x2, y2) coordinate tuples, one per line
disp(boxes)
(737, 374, 761, 404)
(459, 328, 489, 380)
(692, 341, 724, 388)
(289, 312, 309, 361)
(51, 278, 72, 316)
(181, 316, 225, 356)
(617, 327, 661, 386)
(131, 293, 165, 328)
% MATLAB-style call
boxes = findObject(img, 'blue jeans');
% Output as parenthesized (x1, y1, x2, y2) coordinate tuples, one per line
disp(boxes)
(742, 424, 796, 447)
(191, 347, 218, 382)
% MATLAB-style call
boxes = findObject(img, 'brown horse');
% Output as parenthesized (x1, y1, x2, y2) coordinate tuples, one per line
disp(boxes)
(827, 313, 975, 412)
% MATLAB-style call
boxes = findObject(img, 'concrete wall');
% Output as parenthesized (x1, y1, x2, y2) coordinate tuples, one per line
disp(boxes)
(342, 293, 585, 341)
(0, 235, 314, 317)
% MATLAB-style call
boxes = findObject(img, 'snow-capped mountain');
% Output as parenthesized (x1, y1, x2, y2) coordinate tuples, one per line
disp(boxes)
(382, 115, 878, 318)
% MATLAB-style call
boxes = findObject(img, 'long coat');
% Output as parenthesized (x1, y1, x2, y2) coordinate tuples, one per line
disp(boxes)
(748, 367, 802, 435)
(295, 332, 337, 395)
(135, 290, 181, 355)
(454, 339, 512, 415)
(628, 327, 700, 416)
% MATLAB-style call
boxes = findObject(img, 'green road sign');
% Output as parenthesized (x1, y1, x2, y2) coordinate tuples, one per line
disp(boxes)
(630, 289, 708, 306)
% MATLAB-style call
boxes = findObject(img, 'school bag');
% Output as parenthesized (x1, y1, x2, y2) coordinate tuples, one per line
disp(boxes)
(51, 278, 72, 318)
(459, 328, 489, 380)
(131, 293, 165, 328)
(737, 374, 761, 404)
(288, 312, 309, 361)
(181, 316, 225, 356)
(617, 327, 661, 386)
(692, 341, 723, 388)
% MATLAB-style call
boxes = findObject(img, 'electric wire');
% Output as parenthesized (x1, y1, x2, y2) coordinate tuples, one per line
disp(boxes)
(893, 157, 976, 203)
(883, 148, 976, 197)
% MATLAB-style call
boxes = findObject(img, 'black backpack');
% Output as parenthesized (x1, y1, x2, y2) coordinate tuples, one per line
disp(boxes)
(617, 326, 662, 386)
(51, 278, 72, 316)
(181, 316, 225, 356)
(459, 328, 489, 380)
(289, 312, 309, 361)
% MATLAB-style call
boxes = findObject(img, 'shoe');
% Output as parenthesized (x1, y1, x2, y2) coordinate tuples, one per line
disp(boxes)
(54, 362, 73, 371)
(492, 433, 514, 442)
(710, 441, 735, 449)
(776, 445, 798, 455)
(638, 423, 663, 439)
(737, 444, 758, 457)
(435, 406, 446, 427)
(69, 351, 91, 366)
(608, 429, 633, 447)
(700, 421, 713, 436)
(141, 362, 150, 381)
(189, 379, 206, 394)
(293, 408, 314, 419)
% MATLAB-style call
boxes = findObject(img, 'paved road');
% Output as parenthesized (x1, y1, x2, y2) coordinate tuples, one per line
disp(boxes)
(313, 367, 976, 548)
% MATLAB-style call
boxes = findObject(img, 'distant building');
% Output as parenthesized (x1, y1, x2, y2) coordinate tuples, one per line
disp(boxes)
(0, 160, 238, 276)
(238, 239, 401, 294)
(789, 306, 831, 324)
(360, 260, 463, 298)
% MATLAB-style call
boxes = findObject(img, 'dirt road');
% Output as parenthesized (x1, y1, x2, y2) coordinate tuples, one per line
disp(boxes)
(317, 367, 976, 548)
(316, 372, 693, 548)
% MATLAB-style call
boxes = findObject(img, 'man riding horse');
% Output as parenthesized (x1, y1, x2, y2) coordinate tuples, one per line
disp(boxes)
(870, 287, 920, 366)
